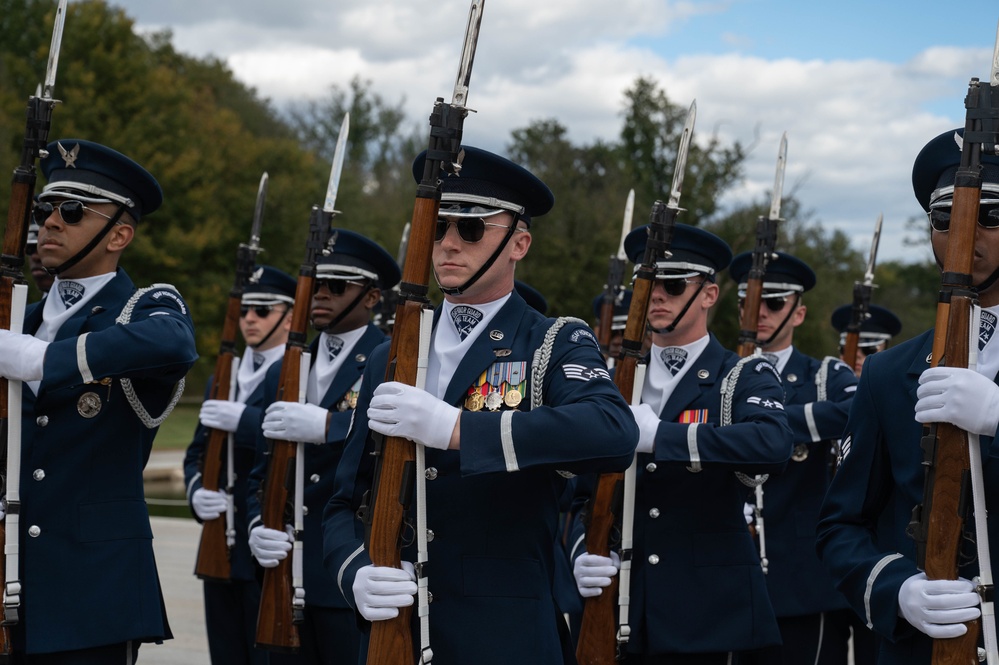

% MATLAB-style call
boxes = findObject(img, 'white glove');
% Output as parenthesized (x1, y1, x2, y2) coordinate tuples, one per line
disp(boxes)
(0, 330, 48, 381)
(915, 366, 999, 436)
(191, 488, 229, 521)
(199, 399, 247, 433)
(743, 502, 755, 525)
(352, 562, 418, 622)
(898, 572, 981, 639)
(630, 403, 660, 454)
(573, 551, 621, 598)
(368, 381, 460, 450)
(262, 401, 329, 444)
(248, 525, 293, 568)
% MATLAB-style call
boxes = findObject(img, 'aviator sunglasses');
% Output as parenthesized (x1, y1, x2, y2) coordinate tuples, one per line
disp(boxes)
(928, 204, 999, 232)
(314, 279, 367, 295)
(32, 200, 113, 225)
(738, 296, 790, 312)
(657, 278, 704, 297)
(240, 304, 283, 318)
(435, 217, 518, 243)
(839, 345, 880, 357)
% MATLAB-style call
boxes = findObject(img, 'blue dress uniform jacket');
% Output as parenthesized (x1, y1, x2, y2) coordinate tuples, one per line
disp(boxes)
(19, 269, 197, 654)
(816, 330, 999, 664)
(247, 323, 387, 609)
(184, 378, 268, 582)
(762, 349, 856, 617)
(625, 335, 792, 655)
(323, 292, 638, 665)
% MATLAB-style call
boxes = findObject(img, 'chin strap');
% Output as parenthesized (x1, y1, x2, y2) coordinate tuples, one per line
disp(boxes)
(315, 284, 373, 333)
(46, 205, 127, 276)
(436, 223, 520, 296)
(256, 307, 290, 348)
(758, 294, 801, 346)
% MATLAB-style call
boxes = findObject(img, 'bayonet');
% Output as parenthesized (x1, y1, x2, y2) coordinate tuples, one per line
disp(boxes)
(396, 222, 411, 268)
(863, 213, 882, 287)
(323, 113, 350, 214)
(768, 132, 788, 222)
(992, 17, 999, 88)
(247, 172, 268, 253)
(616, 189, 635, 261)
(452, 0, 484, 109)
(41, 0, 68, 102)
(667, 100, 697, 212)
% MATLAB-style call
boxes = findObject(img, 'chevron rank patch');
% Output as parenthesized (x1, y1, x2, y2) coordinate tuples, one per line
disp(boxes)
(746, 396, 784, 410)
(562, 364, 611, 382)
(840, 433, 852, 460)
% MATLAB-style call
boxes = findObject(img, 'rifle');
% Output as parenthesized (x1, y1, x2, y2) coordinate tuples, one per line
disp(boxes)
(576, 101, 694, 665)
(596, 190, 634, 361)
(0, 1, 67, 657)
(735, 133, 787, 574)
(906, 49, 999, 663)
(194, 172, 268, 582)
(375, 222, 410, 334)
(840, 214, 882, 371)
(255, 115, 349, 652)
(361, 3, 484, 663)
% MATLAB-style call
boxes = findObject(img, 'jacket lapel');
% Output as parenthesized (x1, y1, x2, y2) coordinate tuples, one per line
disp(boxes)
(659, 335, 726, 422)
(320, 324, 384, 409)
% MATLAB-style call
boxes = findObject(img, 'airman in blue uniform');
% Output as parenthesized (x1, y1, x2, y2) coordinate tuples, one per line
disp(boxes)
(322, 146, 637, 664)
(246, 230, 399, 664)
(183, 265, 297, 665)
(0, 139, 197, 663)
(571, 224, 792, 664)
(728, 251, 859, 665)
(831, 304, 903, 377)
(817, 128, 999, 664)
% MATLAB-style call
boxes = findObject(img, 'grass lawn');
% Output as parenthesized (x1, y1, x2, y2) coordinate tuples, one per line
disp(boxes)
(154, 400, 199, 450)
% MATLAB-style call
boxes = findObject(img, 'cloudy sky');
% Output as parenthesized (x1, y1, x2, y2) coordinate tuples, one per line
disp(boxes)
(115, 0, 998, 263)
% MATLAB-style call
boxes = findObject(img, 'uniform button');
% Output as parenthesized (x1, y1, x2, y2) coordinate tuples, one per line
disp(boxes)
(28, 526, 41, 538)
(302, 506, 309, 516)
(425, 467, 438, 481)
(649, 508, 660, 519)
(32, 469, 45, 481)
(648, 554, 660, 565)
(36, 416, 49, 427)
(310, 474, 320, 484)
(426, 529, 435, 542)
(645, 463, 657, 473)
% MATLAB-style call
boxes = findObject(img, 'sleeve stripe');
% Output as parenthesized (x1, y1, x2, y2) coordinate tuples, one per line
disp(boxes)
(501, 410, 518, 472)
(805, 402, 821, 442)
(865, 553, 904, 628)
(337, 544, 366, 597)
(77, 333, 93, 383)
(687, 423, 701, 471)
(570, 533, 586, 561)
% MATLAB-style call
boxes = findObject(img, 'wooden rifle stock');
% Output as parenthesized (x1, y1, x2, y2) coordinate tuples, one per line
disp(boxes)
(577, 203, 671, 665)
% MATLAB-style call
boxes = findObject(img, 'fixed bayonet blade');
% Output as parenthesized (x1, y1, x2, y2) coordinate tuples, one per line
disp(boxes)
(768, 132, 788, 221)
(452, 0, 485, 108)
(667, 100, 697, 211)
(42, 0, 68, 100)
(323, 113, 349, 214)
(396, 222, 411, 267)
(248, 172, 268, 252)
(864, 213, 882, 286)
(615, 189, 635, 261)
(992, 18, 999, 87)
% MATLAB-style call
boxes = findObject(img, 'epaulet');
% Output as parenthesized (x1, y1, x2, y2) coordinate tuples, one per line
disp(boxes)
(815, 355, 850, 402)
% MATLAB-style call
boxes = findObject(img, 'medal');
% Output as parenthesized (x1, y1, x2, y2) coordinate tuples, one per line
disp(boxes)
(791, 443, 809, 462)
(485, 391, 503, 411)
(465, 393, 484, 412)
(77, 392, 102, 418)
(337, 399, 350, 412)
(504, 389, 522, 408)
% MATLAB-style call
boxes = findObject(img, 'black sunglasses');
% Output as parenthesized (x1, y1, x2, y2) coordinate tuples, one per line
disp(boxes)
(32, 200, 113, 226)
(738, 296, 788, 312)
(657, 278, 704, 297)
(928, 204, 999, 232)
(315, 279, 367, 295)
(240, 304, 281, 318)
(435, 217, 515, 243)
(840, 345, 880, 357)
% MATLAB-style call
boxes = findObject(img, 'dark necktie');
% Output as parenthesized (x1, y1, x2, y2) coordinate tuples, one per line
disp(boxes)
(450, 305, 483, 342)
(660, 347, 688, 376)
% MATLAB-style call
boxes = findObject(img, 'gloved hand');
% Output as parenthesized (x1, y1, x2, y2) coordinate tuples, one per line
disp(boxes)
(915, 366, 999, 436)
(630, 403, 660, 454)
(191, 488, 229, 521)
(248, 525, 293, 568)
(262, 401, 329, 444)
(743, 502, 755, 525)
(199, 399, 247, 433)
(368, 381, 460, 450)
(0, 330, 48, 382)
(573, 551, 621, 598)
(352, 562, 418, 621)
(898, 572, 981, 638)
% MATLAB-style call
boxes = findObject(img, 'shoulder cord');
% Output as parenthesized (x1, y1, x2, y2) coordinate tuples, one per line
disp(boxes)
(725, 354, 770, 574)
(114, 284, 186, 428)
(115, 284, 186, 429)
(532, 317, 587, 481)
(4, 284, 28, 624)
